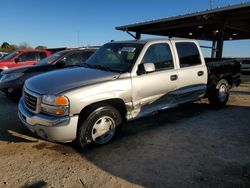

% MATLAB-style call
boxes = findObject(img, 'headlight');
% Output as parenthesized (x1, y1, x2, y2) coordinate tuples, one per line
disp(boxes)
(0, 73, 24, 82)
(41, 95, 69, 116)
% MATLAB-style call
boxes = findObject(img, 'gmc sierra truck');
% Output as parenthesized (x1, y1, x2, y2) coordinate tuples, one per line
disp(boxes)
(18, 39, 241, 149)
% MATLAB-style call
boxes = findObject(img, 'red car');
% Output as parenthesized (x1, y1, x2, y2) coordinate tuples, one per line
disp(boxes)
(0, 50, 51, 72)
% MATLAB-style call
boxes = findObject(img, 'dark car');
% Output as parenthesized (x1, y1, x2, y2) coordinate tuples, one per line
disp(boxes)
(0, 48, 97, 97)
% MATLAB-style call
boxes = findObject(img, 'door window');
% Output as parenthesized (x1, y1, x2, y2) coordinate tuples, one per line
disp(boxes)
(61, 52, 82, 66)
(141, 43, 174, 71)
(18, 52, 37, 62)
(176, 42, 202, 67)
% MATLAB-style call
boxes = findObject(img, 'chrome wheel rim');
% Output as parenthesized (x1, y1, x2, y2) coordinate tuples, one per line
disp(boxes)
(91, 116, 115, 144)
(218, 84, 228, 102)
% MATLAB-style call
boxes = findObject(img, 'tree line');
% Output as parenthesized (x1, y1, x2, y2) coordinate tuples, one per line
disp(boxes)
(0, 42, 47, 52)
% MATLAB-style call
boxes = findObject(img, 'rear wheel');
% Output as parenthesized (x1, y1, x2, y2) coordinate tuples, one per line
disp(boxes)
(208, 79, 229, 106)
(76, 105, 122, 149)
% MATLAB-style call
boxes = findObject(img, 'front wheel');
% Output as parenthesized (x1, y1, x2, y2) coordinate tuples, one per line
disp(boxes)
(208, 79, 229, 106)
(76, 105, 122, 149)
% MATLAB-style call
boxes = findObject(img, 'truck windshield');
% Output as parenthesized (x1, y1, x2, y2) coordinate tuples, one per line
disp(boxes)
(1, 52, 18, 60)
(85, 43, 143, 73)
(36, 51, 67, 66)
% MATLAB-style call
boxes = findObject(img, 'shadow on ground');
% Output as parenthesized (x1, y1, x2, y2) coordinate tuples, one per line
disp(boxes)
(0, 94, 39, 143)
(72, 102, 250, 187)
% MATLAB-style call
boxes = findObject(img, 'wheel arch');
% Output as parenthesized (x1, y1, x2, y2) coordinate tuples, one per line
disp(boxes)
(78, 98, 127, 123)
(219, 74, 233, 88)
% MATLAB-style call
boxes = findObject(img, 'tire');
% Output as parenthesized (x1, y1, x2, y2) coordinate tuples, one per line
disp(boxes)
(76, 105, 122, 149)
(208, 79, 229, 106)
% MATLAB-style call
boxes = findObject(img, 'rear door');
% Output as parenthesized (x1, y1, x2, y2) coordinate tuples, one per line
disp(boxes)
(172, 41, 208, 103)
(131, 42, 178, 118)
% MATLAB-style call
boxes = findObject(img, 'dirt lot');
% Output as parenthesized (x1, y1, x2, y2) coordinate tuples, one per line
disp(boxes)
(0, 75, 250, 188)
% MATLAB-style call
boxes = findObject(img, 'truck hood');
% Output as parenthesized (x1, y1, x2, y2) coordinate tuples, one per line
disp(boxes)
(25, 67, 120, 95)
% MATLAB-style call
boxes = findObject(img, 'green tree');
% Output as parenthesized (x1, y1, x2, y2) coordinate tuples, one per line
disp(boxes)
(35, 45, 47, 50)
(0, 42, 17, 52)
(18, 42, 33, 50)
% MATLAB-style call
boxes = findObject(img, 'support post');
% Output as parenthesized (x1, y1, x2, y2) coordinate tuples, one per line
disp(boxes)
(136, 32, 141, 40)
(216, 21, 226, 58)
(211, 40, 217, 58)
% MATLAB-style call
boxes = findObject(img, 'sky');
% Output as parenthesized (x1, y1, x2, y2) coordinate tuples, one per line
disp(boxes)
(0, 0, 249, 57)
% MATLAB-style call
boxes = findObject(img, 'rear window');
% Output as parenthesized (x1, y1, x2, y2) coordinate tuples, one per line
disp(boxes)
(176, 42, 202, 67)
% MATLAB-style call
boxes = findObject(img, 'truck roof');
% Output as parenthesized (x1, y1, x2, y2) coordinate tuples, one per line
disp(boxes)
(110, 38, 197, 45)
(17, 49, 50, 52)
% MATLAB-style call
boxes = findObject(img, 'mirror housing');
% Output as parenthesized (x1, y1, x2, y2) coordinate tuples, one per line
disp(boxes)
(137, 63, 155, 75)
(14, 58, 21, 63)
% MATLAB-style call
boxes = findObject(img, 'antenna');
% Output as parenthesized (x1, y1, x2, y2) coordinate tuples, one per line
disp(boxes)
(77, 31, 80, 47)
(209, 0, 213, 9)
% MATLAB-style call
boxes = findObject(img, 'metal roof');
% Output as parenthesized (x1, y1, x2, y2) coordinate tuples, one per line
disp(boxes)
(116, 2, 250, 41)
(109, 38, 197, 44)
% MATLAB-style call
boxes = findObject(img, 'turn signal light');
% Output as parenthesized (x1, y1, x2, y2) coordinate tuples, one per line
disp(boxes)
(55, 96, 69, 106)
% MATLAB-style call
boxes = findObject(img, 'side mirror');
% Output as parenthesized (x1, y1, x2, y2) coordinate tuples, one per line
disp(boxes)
(14, 57, 21, 63)
(137, 63, 155, 75)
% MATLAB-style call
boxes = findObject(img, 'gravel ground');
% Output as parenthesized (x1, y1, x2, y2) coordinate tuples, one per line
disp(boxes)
(0, 74, 250, 188)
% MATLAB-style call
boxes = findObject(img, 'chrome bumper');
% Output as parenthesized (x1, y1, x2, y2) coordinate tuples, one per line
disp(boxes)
(18, 99, 79, 143)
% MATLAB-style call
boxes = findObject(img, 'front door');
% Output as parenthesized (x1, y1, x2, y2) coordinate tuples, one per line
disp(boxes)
(131, 42, 178, 118)
(15, 52, 38, 67)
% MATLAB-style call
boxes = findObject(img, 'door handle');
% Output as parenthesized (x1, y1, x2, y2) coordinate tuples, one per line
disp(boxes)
(170, 74, 178, 81)
(197, 71, 204, 76)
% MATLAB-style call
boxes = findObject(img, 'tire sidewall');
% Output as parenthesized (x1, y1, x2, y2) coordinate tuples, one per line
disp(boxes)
(77, 106, 122, 149)
(209, 79, 229, 106)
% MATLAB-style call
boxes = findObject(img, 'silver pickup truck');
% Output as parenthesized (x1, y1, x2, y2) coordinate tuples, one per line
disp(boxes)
(18, 39, 241, 149)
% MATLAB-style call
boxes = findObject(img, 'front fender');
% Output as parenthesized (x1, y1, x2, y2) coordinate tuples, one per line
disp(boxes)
(64, 78, 132, 115)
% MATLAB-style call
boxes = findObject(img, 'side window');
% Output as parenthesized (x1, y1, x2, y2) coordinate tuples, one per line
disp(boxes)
(82, 51, 94, 62)
(61, 52, 82, 66)
(18, 52, 37, 62)
(141, 43, 174, 71)
(38, 52, 47, 60)
(176, 42, 202, 67)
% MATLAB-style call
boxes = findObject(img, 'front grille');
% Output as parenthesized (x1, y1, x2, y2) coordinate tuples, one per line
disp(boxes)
(24, 91, 38, 111)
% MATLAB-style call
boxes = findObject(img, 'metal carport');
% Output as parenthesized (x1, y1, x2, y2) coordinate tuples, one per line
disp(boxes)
(116, 3, 250, 58)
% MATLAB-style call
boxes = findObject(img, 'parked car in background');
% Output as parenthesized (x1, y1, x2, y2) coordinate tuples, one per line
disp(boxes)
(0, 50, 51, 72)
(0, 48, 97, 96)
(0, 52, 8, 59)
(240, 58, 250, 73)
(18, 39, 241, 149)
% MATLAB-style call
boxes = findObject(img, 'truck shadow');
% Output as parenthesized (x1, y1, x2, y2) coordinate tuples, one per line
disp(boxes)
(0, 93, 39, 143)
(1, 92, 250, 187)
(77, 103, 250, 187)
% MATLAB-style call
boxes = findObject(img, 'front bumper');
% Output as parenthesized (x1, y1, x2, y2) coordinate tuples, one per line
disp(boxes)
(18, 99, 79, 143)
